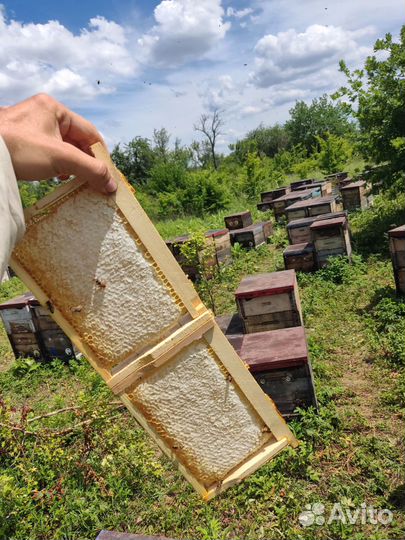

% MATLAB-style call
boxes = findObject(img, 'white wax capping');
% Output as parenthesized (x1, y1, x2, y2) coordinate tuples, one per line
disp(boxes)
(15, 188, 182, 366)
(132, 341, 268, 484)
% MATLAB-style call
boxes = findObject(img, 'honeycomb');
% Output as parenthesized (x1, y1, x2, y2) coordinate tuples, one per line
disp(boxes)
(13, 187, 184, 368)
(130, 341, 272, 486)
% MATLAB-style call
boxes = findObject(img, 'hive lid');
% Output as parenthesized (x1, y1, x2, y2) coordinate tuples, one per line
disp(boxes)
(229, 222, 264, 234)
(340, 180, 366, 190)
(235, 270, 296, 298)
(388, 225, 405, 238)
(205, 228, 229, 238)
(0, 291, 36, 309)
(290, 179, 313, 188)
(286, 196, 335, 210)
(224, 210, 251, 219)
(272, 188, 315, 202)
(283, 243, 315, 255)
(287, 211, 348, 229)
(228, 326, 309, 371)
(310, 216, 347, 230)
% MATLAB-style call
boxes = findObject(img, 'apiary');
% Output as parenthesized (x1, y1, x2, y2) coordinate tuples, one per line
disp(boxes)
(226, 327, 318, 417)
(286, 211, 348, 245)
(340, 180, 369, 212)
(270, 188, 317, 222)
(224, 210, 253, 230)
(283, 243, 315, 272)
(284, 196, 338, 222)
(235, 270, 303, 333)
(260, 187, 290, 203)
(0, 292, 76, 362)
(388, 225, 405, 295)
(229, 221, 272, 249)
(9, 142, 297, 500)
(310, 215, 352, 267)
(290, 179, 314, 191)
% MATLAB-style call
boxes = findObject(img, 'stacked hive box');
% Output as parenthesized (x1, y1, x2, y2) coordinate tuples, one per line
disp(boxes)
(284, 196, 338, 222)
(283, 243, 316, 272)
(205, 229, 232, 265)
(290, 179, 314, 191)
(229, 221, 273, 249)
(165, 234, 216, 281)
(388, 225, 405, 295)
(0, 292, 76, 362)
(270, 188, 318, 222)
(341, 180, 369, 212)
(257, 187, 290, 212)
(286, 211, 348, 245)
(216, 314, 318, 417)
(310, 215, 352, 267)
(235, 270, 303, 333)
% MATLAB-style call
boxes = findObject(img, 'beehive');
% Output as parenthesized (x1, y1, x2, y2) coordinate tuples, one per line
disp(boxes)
(283, 243, 315, 272)
(287, 211, 348, 245)
(340, 180, 369, 212)
(10, 143, 297, 500)
(205, 229, 231, 265)
(226, 326, 318, 417)
(290, 179, 314, 191)
(224, 211, 253, 230)
(260, 187, 290, 203)
(284, 196, 337, 222)
(0, 292, 76, 362)
(388, 225, 405, 295)
(235, 270, 303, 333)
(229, 221, 272, 249)
(165, 234, 217, 281)
(310, 215, 352, 267)
(270, 189, 317, 222)
(257, 202, 272, 212)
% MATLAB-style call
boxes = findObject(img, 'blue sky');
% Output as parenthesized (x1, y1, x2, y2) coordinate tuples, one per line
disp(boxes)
(0, 1, 403, 152)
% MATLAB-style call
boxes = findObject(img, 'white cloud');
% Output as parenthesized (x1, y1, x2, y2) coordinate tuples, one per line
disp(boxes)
(138, 0, 230, 68)
(250, 24, 375, 88)
(0, 13, 136, 103)
(226, 7, 254, 19)
(201, 74, 239, 111)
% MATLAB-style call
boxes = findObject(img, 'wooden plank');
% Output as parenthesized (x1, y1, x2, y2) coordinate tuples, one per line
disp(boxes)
(9, 142, 297, 499)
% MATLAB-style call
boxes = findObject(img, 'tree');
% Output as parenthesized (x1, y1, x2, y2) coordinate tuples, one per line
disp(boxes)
(230, 123, 290, 162)
(194, 109, 223, 169)
(315, 133, 352, 174)
(333, 26, 405, 189)
(153, 128, 170, 163)
(111, 137, 155, 186)
(285, 95, 354, 154)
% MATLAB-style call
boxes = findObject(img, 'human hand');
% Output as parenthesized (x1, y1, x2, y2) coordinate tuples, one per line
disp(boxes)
(0, 93, 117, 194)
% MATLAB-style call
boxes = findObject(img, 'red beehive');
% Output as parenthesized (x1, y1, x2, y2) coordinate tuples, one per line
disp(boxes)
(235, 270, 303, 333)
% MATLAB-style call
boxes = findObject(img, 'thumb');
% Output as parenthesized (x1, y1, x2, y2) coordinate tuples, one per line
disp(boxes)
(56, 141, 117, 194)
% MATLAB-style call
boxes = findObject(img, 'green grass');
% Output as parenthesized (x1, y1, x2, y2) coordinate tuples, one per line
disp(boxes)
(0, 193, 404, 539)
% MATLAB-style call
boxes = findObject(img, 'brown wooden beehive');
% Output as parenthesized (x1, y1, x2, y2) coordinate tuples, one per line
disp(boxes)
(165, 234, 216, 281)
(260, 187, 290, 202)
(270, 189, 318, 222)
(229, 221, 272, 250)
(0, 292, 76, 362)
(224, 210, 253, 230)
(340, 180, 369, 212)
(226, 326, 318, 417)
(290, 179, 314, 191)
(10, 143, 297, 500)
(235, 270, 303, 333)
(310, 215, 352, 267)
(388, 225, 405, 295)
(205, 229, 232, 265)
(286, 211, 348, 245)
(283, 243, 316, 272)
(284, 196, 338, 222)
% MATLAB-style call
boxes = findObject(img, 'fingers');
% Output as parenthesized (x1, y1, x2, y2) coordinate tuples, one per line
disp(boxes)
(56, 103, 107, 155)
(55, 141, 117, 194)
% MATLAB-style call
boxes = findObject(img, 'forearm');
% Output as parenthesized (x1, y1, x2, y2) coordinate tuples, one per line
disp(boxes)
(0, 136, 25, 279)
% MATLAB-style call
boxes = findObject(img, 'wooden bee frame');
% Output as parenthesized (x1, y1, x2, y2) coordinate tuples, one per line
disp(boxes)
(10, 143, 297, 500)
